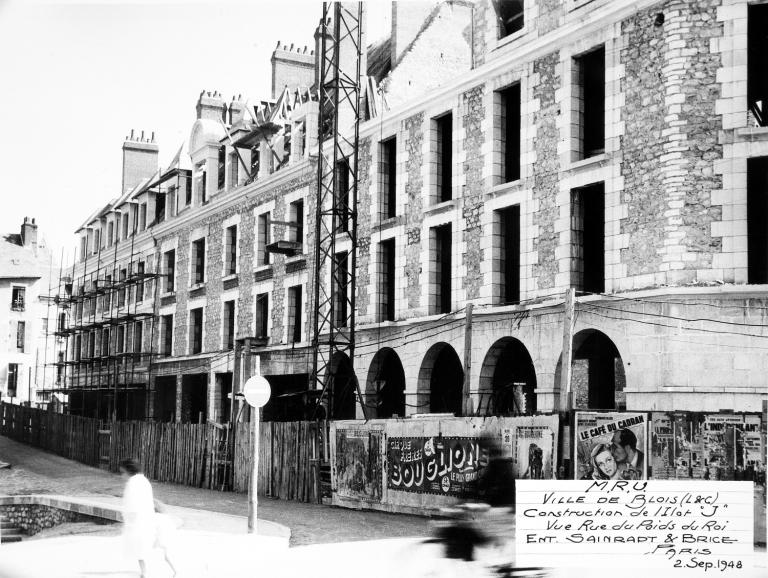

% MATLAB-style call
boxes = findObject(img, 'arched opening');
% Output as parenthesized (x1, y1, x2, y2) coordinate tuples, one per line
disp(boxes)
(417, 343, 464, 416)
(479, 337, 537, 416)
(328, 353, 358, 419)
(556, 329, 624, 410)
(365, 348, 406, 418)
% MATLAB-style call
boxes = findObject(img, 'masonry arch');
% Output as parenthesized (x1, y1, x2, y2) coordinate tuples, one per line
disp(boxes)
(365, 348, 406, 418)
(555, 329, 625, 410)
(479, 337, 537, 416)
(327, 352, 358, 419)
(417, 342, 464, 416)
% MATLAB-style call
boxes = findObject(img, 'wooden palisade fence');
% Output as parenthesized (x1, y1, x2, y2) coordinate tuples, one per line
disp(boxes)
(0, 402, 325, 500)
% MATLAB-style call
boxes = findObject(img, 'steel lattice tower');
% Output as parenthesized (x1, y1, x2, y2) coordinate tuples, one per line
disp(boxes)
(310, 2, 366, 419)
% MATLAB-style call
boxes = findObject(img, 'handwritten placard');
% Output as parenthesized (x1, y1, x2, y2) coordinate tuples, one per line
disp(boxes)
(516, 480, 754, 573)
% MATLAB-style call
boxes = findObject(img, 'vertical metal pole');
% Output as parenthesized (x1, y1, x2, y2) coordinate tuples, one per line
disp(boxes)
(247, 355, 260, 534)
(462, 303, 474, 416)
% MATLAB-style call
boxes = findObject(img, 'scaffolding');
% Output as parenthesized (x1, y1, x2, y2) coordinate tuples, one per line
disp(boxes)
(46, 170, 191, 421)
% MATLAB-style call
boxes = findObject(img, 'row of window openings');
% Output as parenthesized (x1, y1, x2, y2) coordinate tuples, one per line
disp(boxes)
(493, 1, 766, 125)
(158, 288, 304, 358)
(376, 49, 604, 219)
(373, 184, 604, 320)
(70, 322, 144, 361)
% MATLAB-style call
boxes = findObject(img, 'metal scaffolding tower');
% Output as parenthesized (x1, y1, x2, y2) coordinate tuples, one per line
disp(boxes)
(310, 2, 366, 419)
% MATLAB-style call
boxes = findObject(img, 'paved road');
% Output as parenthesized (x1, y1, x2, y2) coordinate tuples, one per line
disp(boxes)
(0, 435, 430, 546)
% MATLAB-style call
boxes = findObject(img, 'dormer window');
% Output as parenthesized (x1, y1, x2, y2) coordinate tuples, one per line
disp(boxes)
(493, 0, 524, 39)
(217, 146, 226, 190)
(196, 163, 207, 204)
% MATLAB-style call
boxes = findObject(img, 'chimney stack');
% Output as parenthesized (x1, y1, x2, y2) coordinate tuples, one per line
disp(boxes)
(196, 90, 226, 122)
(272, 38, 315, 99)
(122, 130, 159, 194)
(20, 216, 38, 251)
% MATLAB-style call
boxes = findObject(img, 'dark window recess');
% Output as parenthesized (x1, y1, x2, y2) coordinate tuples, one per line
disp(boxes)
(118, 268, 127, 307)
(11, 286, 25, 311)
(88, 331, 96, 358)
(287, 286, 303, 343)
(58, 312, 66, 332)
(335, 159, 350, 233)
(117, 325, 125, 354)
(218, 146, 226, 189)
(185, 177, 192, 205)
(162, 314, 173, 356)
(572, 183, 605, 294)
(224, 300, 235, 350)
(381, 137, 397, 218)
(56, 353, 64, 384)
(122, 214, 129, 239)
(250, 144, 260, 178)
(290, 200, 304, 248)
(133, 322, 143, 357)
(577, 46, 605, 159)
(748, 5, 768, 126)
(7, 364, 19, 398)
(381, 239, 396, 321)
(748, 157, 768, 283)
(192, 239, 205, 284)
(225, 225, 237, 276)
(498, 205, 521, 304)
(255, 293, 269, 338)
(258, 213, 270, 265)
(101, 328, 110, 357)
(494, 0, 524, 38)
(434, 225, 452, 314)
(197, 167, 207, 204)
(500, 83, 521, 182)
(136, 261, 145, 302)
(16, 321, 25, 352)
(165, 250, 176, 293)
(229, 152, 239, 186)
(436, 113, 453, 202)
(155, 193, 166, 223)
(190, 308, 203, 355)
(107, 222, 114, 246)
(282, 124, 292, 168)
(333, 252, 349, 327)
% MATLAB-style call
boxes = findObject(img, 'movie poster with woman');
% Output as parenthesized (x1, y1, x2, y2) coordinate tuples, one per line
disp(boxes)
(575, 412, 648, 480)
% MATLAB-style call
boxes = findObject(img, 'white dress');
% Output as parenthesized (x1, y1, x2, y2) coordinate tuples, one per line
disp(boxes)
(122, 473, 156, 560)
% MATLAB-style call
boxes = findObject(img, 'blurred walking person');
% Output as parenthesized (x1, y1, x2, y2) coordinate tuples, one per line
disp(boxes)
(120, 458, 155, 578)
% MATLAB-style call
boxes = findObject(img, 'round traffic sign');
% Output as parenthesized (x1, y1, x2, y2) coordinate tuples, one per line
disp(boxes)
(243, 375, 271, 408)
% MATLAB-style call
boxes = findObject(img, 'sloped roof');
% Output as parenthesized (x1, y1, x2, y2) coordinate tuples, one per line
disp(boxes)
(0, 234, 44, 279)
(366, 35, 391, 83)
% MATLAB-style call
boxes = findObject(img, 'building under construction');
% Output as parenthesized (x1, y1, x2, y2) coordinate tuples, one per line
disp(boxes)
(55, 0, 768, 425)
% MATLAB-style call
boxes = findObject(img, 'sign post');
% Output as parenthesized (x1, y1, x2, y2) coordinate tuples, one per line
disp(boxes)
(243, 364, 271, 535)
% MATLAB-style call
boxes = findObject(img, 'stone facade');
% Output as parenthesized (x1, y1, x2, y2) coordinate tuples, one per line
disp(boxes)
(65, 0, 768, 422)
(531, 52, 561, 293)
(403, 112, 425, 314)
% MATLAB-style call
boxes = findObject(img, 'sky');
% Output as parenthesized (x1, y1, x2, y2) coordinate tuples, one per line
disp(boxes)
(0, 0, 391, 267)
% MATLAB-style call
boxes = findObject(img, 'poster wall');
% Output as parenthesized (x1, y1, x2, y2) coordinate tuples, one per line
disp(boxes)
(386, 436, 490, 496)
(574, 412, 648, 480)
(334, 427, 383, 502)
(505, 415, 559, 479)
(650, 412, 765, 480)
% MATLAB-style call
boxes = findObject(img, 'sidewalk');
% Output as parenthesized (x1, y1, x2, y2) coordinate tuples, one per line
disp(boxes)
(0, 435, 430, 545)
